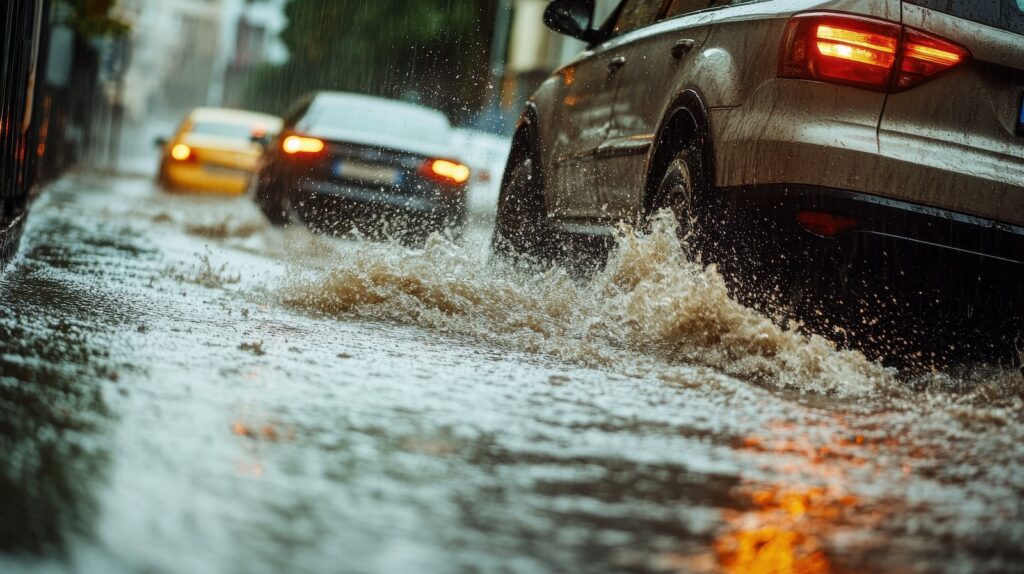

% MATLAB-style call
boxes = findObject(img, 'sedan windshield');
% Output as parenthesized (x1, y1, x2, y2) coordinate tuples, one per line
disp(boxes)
(304, 98, 451, 145)
(189, 121, 255, 139)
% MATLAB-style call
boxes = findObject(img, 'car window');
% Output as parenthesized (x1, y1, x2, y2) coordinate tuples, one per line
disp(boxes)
(189, 122, 254, 140)
(302, 97, 452, 145)
(282, 99, 312, 128)
(665, 0, 760, 18)
(594, 0, 621, 29)
(613, 0, 666, 35)
(905, 0, 1024, 35)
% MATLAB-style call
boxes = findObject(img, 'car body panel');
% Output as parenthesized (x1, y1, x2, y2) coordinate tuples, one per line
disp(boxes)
(450, 128, 513, 215)
(596, 9, 717, 222)
(531, 0, 903, 225)
(877, 2, 1024, 225)
(527, 0, 1021, 230)
(508, 0, 1022, 355)
(160, 108, 281, 195)
(544, 45, 624, 219)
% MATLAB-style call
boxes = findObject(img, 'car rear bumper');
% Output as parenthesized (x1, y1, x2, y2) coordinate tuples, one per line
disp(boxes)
(296, 179, 466, 230)
(162, 162, 250, 195)
(709, 84, 1024, 227)
(711, 184, 1024, 359)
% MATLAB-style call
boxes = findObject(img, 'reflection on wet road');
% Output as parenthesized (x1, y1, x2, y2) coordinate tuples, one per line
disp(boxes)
(1, 173, 1022, 573)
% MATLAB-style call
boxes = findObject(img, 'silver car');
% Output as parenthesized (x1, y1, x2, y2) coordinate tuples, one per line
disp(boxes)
(494, 0, 1024, 361)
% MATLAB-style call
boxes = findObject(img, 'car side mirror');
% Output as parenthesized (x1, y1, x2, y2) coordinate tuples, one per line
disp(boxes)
(250, 134, 270, 147)
(154, 136, 167, 148)
(543, 0, 599, 43)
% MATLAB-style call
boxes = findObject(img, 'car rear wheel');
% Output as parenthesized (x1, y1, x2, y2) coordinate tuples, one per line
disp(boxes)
(252, 176, 291, 226)
(492, 126, 550, 261)
(156, 162, 173, 192)
(651, 140, 707, 258)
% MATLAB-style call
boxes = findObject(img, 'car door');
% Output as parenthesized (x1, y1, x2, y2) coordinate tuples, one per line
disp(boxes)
(549, 0, 667, 222)
(547, 45, 623, 221)
(601, 1, 763, 223)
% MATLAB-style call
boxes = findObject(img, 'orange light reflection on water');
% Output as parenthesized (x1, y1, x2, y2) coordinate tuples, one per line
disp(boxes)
(714, 486, 851, 574)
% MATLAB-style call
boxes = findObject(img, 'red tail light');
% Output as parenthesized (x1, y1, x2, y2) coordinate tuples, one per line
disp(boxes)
(896, 27, 969, 90)
(779, 12, 969, 92)
(419, 159, 470, 186)
(796, 211, 858, 237)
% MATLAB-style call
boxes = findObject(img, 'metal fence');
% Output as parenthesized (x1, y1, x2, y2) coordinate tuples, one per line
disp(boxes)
(2, 0, 102, 267)
(1, 0, 46, 264)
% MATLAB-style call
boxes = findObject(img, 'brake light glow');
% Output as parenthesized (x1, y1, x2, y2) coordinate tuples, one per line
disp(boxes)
(816, 25, 896, 67)
(421, 159, 470, 185)
(779, 12, 969, 92)
(170, 143, 192, 161)
(896, 28, 969, 90)
(282, 135, 325, 154)
(796, 211, 858, 237)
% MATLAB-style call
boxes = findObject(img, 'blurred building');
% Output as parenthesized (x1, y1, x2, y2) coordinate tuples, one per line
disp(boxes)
(116, 0, 287, 120)
(222, 0, 289, 107)
(2, 0, 119, 266)
(484, 0, 618, 134)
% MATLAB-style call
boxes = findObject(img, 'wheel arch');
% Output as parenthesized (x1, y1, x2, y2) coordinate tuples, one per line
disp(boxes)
(510, 102, 540, 155)
(641, 89, 716, 217)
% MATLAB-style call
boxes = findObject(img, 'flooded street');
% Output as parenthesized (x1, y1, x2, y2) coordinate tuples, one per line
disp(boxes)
(1, 172, 1021, 573)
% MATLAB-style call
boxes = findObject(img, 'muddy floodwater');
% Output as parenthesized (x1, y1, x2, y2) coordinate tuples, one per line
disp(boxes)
(1, 172, 1022, 573)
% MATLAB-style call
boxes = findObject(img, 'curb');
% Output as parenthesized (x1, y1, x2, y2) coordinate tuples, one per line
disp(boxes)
(0, 212, 27, 270)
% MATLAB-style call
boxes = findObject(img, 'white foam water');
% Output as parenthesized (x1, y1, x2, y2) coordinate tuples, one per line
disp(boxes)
(280, 213, 901, 398)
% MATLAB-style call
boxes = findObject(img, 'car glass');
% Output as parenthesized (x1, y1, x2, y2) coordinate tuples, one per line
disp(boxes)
(613, 0, 666, 35)
(905, 0, 1024, 35)
(665, 0, 761, 18)
(306, 99, 451, 145)
(282, 99, 312, 128)
(189, 122, 254, 139)
(594, 0, 621, 28)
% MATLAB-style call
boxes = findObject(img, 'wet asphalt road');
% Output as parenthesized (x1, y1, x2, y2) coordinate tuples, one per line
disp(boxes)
(1, 172, 1022, 573)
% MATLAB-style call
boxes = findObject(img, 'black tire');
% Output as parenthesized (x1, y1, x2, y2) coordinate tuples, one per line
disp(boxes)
(492, 125, 551, 261)
(155, 161, 173, 192)
(252, 174, 290, 226)
(650, 137, 709, 258)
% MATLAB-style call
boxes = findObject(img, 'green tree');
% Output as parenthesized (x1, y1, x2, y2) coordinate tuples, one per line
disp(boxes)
(60, 0, 129, 38)
(243, 0, 497, 122)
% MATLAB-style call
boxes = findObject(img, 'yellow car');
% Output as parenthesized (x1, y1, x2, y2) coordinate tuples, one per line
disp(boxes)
(156, 108, 282, 195)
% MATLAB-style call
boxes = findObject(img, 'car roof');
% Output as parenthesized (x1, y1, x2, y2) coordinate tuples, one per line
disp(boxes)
(297, 92, 455, 155)
(310, 92, 449, 125)
(188, 107, 282, 127)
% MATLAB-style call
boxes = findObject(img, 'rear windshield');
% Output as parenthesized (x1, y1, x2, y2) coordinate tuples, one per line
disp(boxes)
(189, 121, 254, 139)
(303, 99, 451, 145)
(905, 1, 1024, 35)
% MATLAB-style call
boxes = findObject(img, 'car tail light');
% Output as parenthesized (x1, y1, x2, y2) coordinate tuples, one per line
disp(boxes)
(779, 12, 969, 92)
(796, 211, 858, 237)
(895, 28, 969, 90)
(420, 159, 470, 185)
(282, 135, 325, 154)
(170, 143, 194, 162)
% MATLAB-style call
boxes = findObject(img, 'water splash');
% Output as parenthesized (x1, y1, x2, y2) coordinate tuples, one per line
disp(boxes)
(281, 212, 896, 397)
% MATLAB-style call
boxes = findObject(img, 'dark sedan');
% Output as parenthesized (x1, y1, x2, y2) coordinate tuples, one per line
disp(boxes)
(250, 92, 470, 238)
